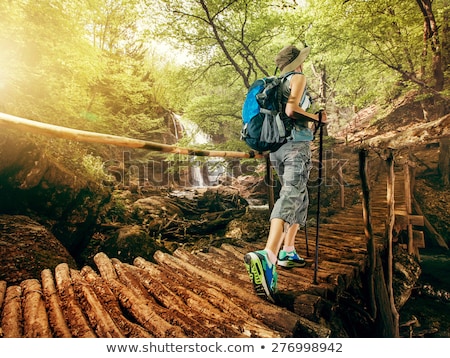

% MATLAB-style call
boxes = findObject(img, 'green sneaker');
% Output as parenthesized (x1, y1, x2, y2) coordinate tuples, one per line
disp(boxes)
(244, 250, 278, 303)
(277, 250, 306, 268)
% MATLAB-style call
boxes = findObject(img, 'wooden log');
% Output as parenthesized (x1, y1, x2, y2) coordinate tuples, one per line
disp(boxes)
(153, 250, 331, 338)
(93, 252, 118, 280)
(80, 266, 152, 338)
(300, 238, 367, 260)
(21, 279, 52, 337)
(316, 260, 358, 287)
(177, 249, 258, 284)
(408, 224, 415, 256)
(70, 269, 124, 338)
(110, 259, 154, 301)
(121, 261, 239, 338)
(132, 258, 200, 313)
(1, 285, 22, 337)
(133, 257, 278, 338)
(54, 263, 96, 338)
(93, 252, 186, 337)
(0, 281, 6, 311)
(41, 269, 72, 338)
(318, 223, 366, 235)
(293, 294, 323, 322)
(111, 259, 216, 338)
(106, 277, 186, 338)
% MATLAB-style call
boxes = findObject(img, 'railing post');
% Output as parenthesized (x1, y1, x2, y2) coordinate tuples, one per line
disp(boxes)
(358, 149, 376, 318)
(386, 150, 400, 337)
(404, 163, 414, 255)
(337, 160, 345, 208)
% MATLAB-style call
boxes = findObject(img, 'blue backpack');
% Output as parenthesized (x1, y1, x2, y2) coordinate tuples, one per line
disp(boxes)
(241, 72, 297, 153)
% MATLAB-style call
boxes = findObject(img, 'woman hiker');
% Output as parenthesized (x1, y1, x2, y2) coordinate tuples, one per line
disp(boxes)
(244, 44, 327, 303)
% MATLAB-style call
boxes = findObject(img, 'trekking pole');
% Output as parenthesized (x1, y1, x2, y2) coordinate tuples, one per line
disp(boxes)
(313, 111, 324, 285)
(304, 225, 310, 257)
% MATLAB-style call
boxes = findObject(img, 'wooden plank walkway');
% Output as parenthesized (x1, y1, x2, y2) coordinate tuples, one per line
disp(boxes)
(0, 165, 423, 338)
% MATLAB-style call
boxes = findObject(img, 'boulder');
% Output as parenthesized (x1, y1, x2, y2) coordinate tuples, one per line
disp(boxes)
(0, 131, 111, 256)
(0, 215, 77, 284)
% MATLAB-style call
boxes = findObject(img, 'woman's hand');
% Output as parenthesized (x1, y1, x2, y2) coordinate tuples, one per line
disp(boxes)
(317, 110, 327, 124)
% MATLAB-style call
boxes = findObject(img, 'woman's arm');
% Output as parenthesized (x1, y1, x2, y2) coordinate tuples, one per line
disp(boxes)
(285, 74, 327, 123)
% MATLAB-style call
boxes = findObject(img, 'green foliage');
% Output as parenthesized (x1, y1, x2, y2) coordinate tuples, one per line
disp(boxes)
(0, 0, 448, 168)
(184, 92, 241, 135)
(103, 191, 129, 223)
(81, 153, 114, 182)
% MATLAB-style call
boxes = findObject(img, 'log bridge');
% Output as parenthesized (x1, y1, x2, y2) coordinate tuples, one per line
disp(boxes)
(1, 112, 447, 338)
(0, 155, 431, 338)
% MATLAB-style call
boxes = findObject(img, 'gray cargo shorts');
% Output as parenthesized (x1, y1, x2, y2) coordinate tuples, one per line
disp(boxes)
(269, 141, 312, 226)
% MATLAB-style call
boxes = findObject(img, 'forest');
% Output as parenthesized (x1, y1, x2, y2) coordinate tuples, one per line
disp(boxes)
(0, 0, 449, 339)
(1, 0, 448, 151)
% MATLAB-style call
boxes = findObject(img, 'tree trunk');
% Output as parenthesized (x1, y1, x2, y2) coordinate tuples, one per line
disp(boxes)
(416, 0, 445, 90)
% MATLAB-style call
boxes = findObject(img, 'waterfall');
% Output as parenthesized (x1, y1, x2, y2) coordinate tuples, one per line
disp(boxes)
(175, 114, 210, 145)
(170, 114, 180, 141)
(190, 163, 205, 187)
(173, 114, 225, 187)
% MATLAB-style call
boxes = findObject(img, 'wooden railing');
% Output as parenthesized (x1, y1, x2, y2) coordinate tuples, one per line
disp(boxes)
(0, 112, 264, 159)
